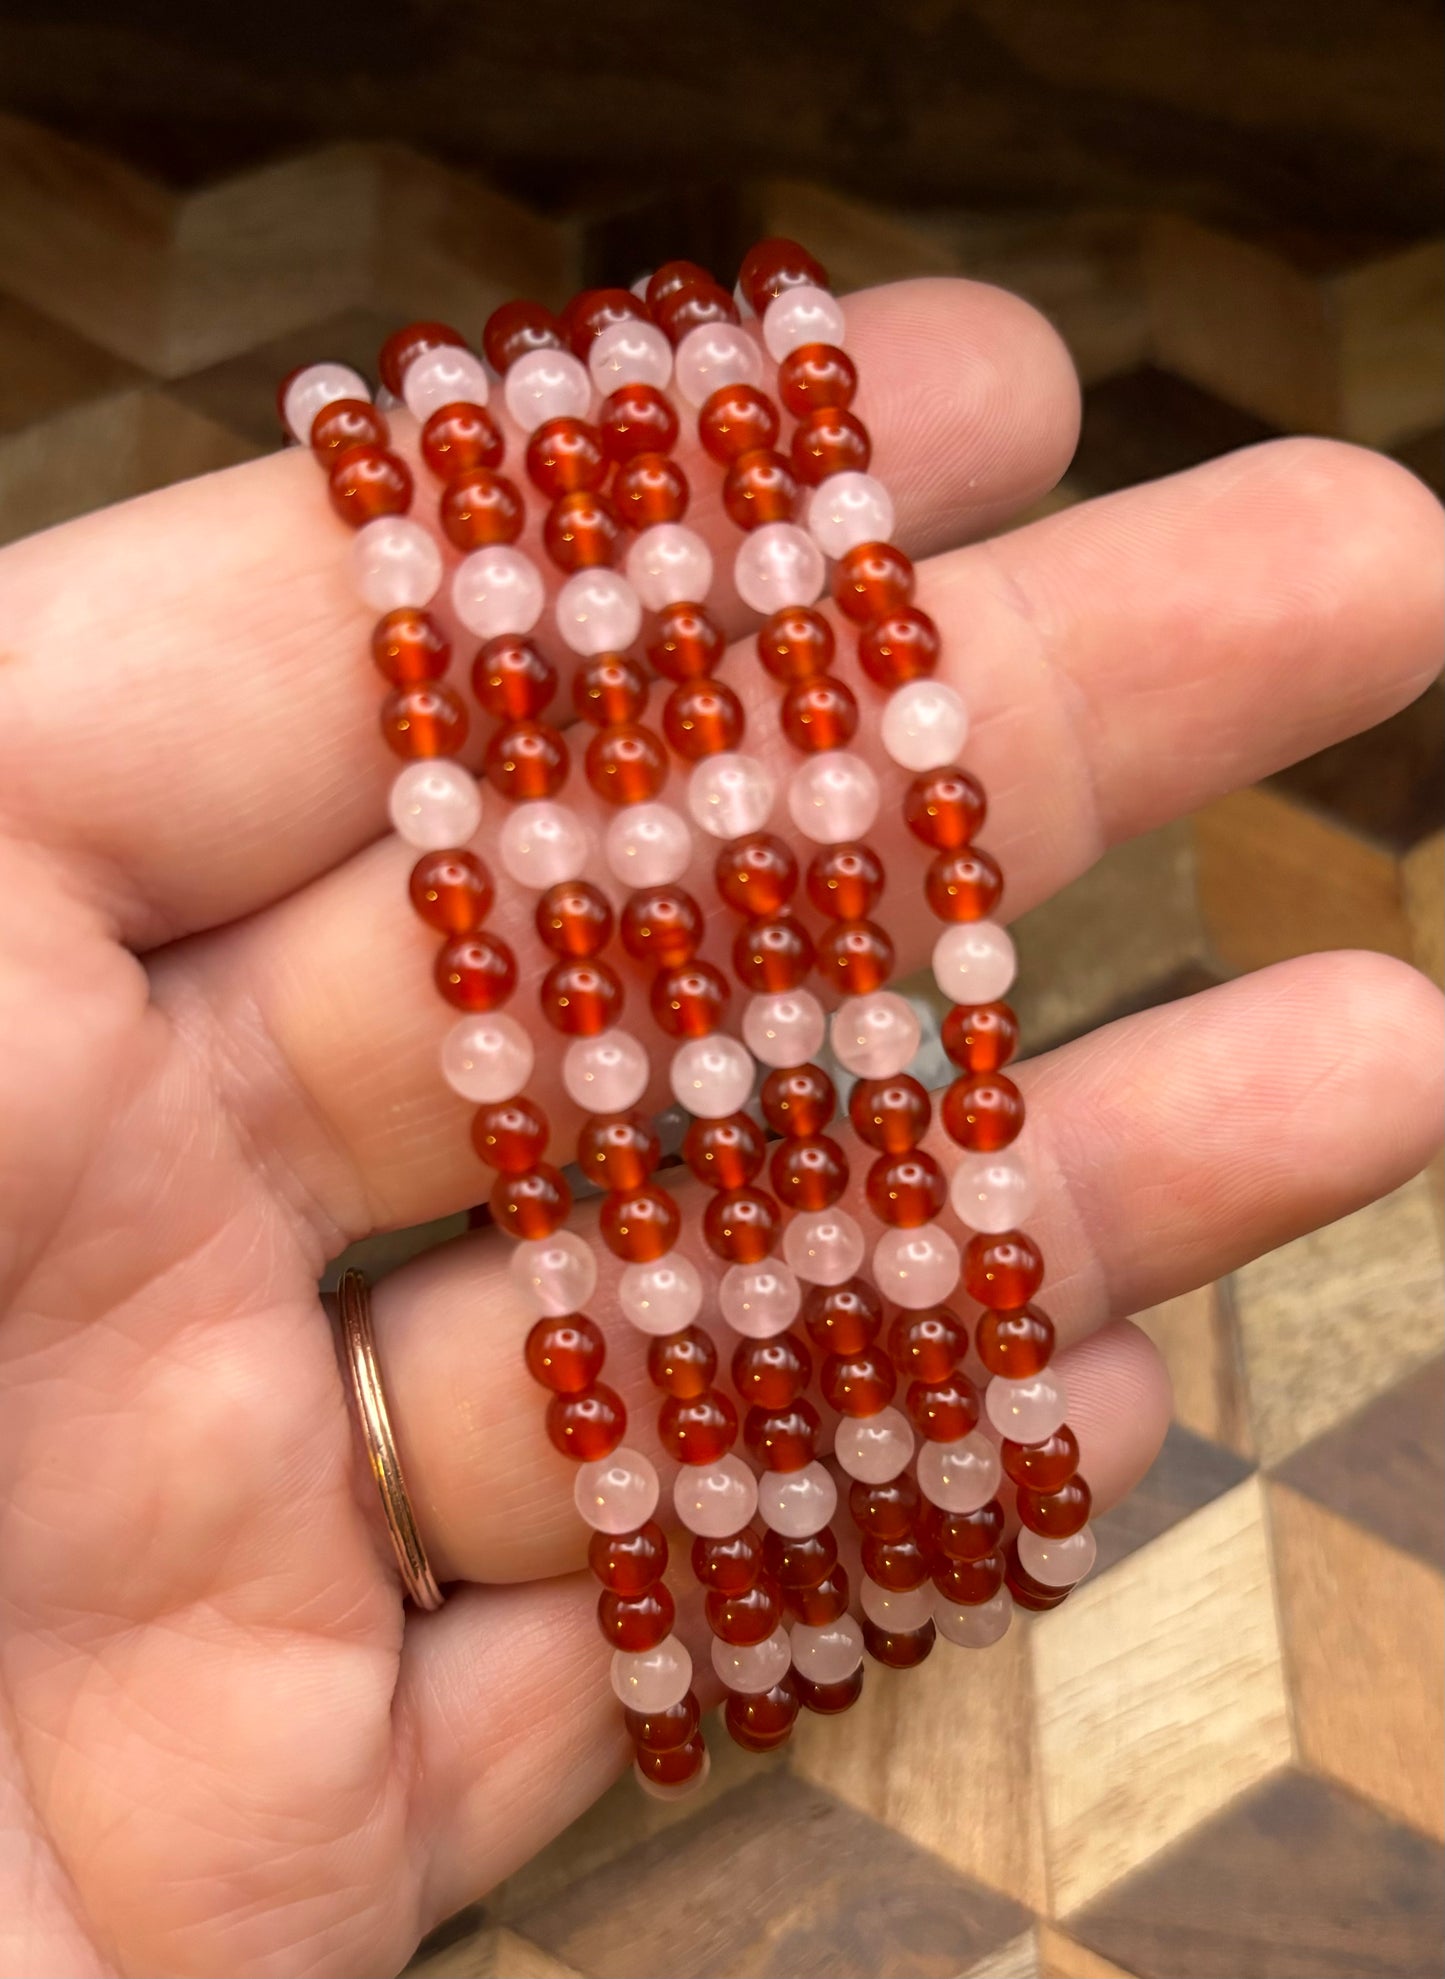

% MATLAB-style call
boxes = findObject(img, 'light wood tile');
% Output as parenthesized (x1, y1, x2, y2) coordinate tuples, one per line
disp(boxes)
(1133, 1281, 1253, 1458)
(1269, 1482, 1445, 1841)
(1276, 1357, 1445, 1568)
(373, 143, 574, 321)
(408, 1924, 583, 1978)
(1035, 1927, 1136, 1979)
(962, 1931, 1042, 1978)
(1404, 829, 1444, 987)
(1033, 1477, 1293, 1914)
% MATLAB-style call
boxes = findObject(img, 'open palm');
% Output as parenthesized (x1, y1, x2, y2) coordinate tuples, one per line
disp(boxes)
(0, 278, 1439, 1979)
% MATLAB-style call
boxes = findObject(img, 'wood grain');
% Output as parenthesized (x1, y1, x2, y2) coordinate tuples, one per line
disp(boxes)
(1404, 829, 1445, 986)
(1088, 1421, 1252, 1578)
(1133, 1282, 1253, 1458)
(1276, 1357, 1445, 1568)
(1035, 1928, 1136, 1979)
(408, 1924, 583, 1977)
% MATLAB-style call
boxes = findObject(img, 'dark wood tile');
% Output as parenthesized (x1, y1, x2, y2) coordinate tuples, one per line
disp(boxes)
(1266, 678, 1444, 852)
(1069, 366, 1280, 498)
(1275, 1357, 1445, 1569)
(1393, 425, 1445, 497)
(0, 291, 140, 435)
(512, 1771, 1031, 1979)
(1089, 1421, 1254, 1578)
(1071, 1771, 1445, 1979)
(166, 306, 401, 448)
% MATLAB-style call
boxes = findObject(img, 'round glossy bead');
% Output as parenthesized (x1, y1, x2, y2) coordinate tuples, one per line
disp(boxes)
(760, 1063, 836, 1138)
(816, 921, 895, 996)
(683, 1111, 766, 1189)
(1018, 1526, 1097, 1588)
(670, 1035, 754, 1118)
(831, 993, 921, 1079)
(778, 341, 858, 416)
(625, 1691, 701, 1755)
(485, 719, 569, 801)
(743, 990, 827, 1070)
(934, 1586, 1013, 1649)
(692, 1527, 764, 1594)
(585, 724, 668, 806)
(791, 408, 871, 488)
(781, 676, 859, 754)
(674, 1454, 758, 1537)
(933, 921, 1017, 1005)
(785, 1565, 849, 1630)
(687, 753, 774, 839)
(492, 1162, 571, 1240)
(733, 1333, 812, 1410)
(848, 1074, 930, 1154)
(848, 1473, 921, 1540)
(714, 833, 798, 918)
(801, 1278, 883, 1355)
(497, 800, 590, 890)
(732, 916, 815, 994)
(857, 613, 941, 699)
(723, 448, 798, 529)
(985, 1370, 1068, 1444)
(371, 607, 449, 688)
(438, 467, 524, 550)
(601, 1186, 681, 1263)
(733, 522, 826, 615)
(605, 803, 693, 887)
(573, 652, 649, 726)
(540, 957, 622, 1036)
(513, 1230, 598, 1319)
(698, 382, 779, 462)
(933, 1501, 1006, 1564)
(401, 347, 491, 421)
(598, 382, 679, 462)
(964, 1230, 1044, 1309)
(379, 322, 464, 398)
(866, 1151, 947, 1228)
(724, 1675, 800, 1753)
(471, 1096, 549, 1174)
(663, 678, 744, 760)
(659, 1387, 738, 1464)
(442, 1012, 534, 1104)
(619, 1254, 705, 1336)
(535, 879, 613, 959)
(612, 453, 689, 529)
(805, 847, 884, 925)
(409, 849, 493, 933)
(942, 1073, 1026, 1153)
(674, 321, 763, 407)
(435, 934, 517, 1012)
(1002, 1427, 1080, 1492)
(544, 489, 623, 571)
(312, 397, 388, 456)
(861, 1578, 933, 1635)
(651, 961, 730, 1039)
(942, 1001, 1020, 1074)
(575, 1449, 660, 1535)
(783, 1209, 864, 1287)
(719, 1261, 802, 1339)
(562, 1029, 650, 1113)
(976, 1304, 1055, 1379)
(633, 1738, 710, 1798)
(757, 604, 834, 682)
(926, 847, 1004, 923)
(834, 1406, 915, 1484)
(762, 284, 847, 360)
(821, 1346, 897, 1418)
(281, 361, 370, 445)
(610, 1635, 692, 1714)
(881, 679, 969, 772)
(739, 237, 829, 314)
(861, 1537, 932, 1595)
(471, 635, 557, 719)
(916, 1431, 1001, 1514)
(805, 472, 892, 559)
(577, 1112, 660, 1193)
(546, 1383, 625, 1460)
(389, 760, 482, 850)
(598, 1584, 675, 1653)
(591, 1521, 668, 1596)
(503, 347, 592, 429)
(554, 567, 642, 656)
(420, 401, 504, 479)
(952, 1153, 1036, 1235)
(626, 522, 712, 610)
(758, 1460, 837, 1538)
(644, 615, 724, 695)
(786, 750, 880, 843)
(768, 1133, 848, 1212)
(703, 1188, 781, 1264)
(452, 545, 544, 638)
(588, 315, 673, 391)
(902, 768, 984, 853)
(707, 1578, 782, 1646)
(908, 1374, 981, 1443)
(873, 1224, 962, 1310)
(933, 1552, 1005, 1608)
(832, 545, 915, 629)
(647, 1326, 717, 1401)
(887, 1306, 967, 1384)
(354, 516, 442, 611)
(1018, 1476, 1092, 1538)
(713, 1627, 792, 1696)
(565, 287, 647, 359)
(524, 1314, 605, 1393)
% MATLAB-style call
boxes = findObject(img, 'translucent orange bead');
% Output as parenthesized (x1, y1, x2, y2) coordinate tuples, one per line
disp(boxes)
(658, 1387, 738, 1463)
(713, 833, 798, 918)
(791, 407, 871, 486)
(662, 678, 744, 759)
(535, 879, 614, 958)
(540, 957, 623, 1036)
(964, 1230, 1044, 1310)
(380, 683, 468, 759)
(858, 607, 941, 687)
(778, 341, 858, 416)
(732, 1332, 812, 1410)
(592, 1520, 668, 1596)
(834, 541, 915, 624)
(635, 1730, 709, 1783)
(546, 1383, 626, 1461)
(703, 1187, 781, 1264)
(371, 607, 449, 687)
(625, 1687, 700, 1750)
(769, 1135, 849, 1211)
(525, 415, 606, 496)
(708, 1578, 782, 1645)
(409, 849, 493, 934)
(816, 919, 895, 994)
(908, 1373, 980, 1442)
(439, 467, 524, 550)
(1001, 1426, 1079, 1492)
(725, 1675, 800, 1753)
(802, 1278, 883, 1356)
(691, 1527, 763, 1594)
(647, 1325, 717, 1399)
(491, 1162, 572, 1240)
(525, 1313, 605, 1392)
(435, 932, 518, 1011)
(763, 1524, 836, 1588)
(598, 1582, 675, 1652)
(544, 489, 622, 571)
(1005, 1540, 1072, 1613)
(584, 723, 668, 805)
(645, 259, 715, 313)
(651, 960, 730, 1038)
(738, 236, 829, 316)
(941, 1072, 1025, 1152)
(723, 448, 798, 529)
(655, 279, 738, 344)
(619, 886, 704, 966)
(598, 382, 679, 463)
(471, 637, 557, 719)
(796, 1665, 864, 1715)
(573, 652, 649, 726)
(732, 914, 814, 992)
(934, 1501, 1005, 1563)
(420, 401, 504, 478)
(471, 1096, 549, 1174)
(600, 1186, 682, 1263)
(976, 1304, 1055, 1379)
(934, 1552, 1005, 1606)
(849, 1473, 922, 1540)
(484, 718, 570, 801)
(744, 1400, 821, 1472)
(788, 1565, 851, 1627)
(757, 604, 834, 681)
(903, 766, 986, 849)
(698, 383, 779, 462)
(926, 847, 1005, 922)
(866, 1150, 946, 1227)
(848, 1074, 931, 1154)
(482, 299, 564, 374)
(941, 1000, 1019, 1072)
(379, 319, 466, 396)
(612, 451, 689, 528)
(886, 1305, 966, 1384)
(821, 1346, 897, 1418)
(683, 1112, 767, 1190)
(861, 1532, 930, 1591)
(1018, 1475, 1092, 1538)
(761, 1063, 836, 1138)
(327, 445, 413, 526)
(576, 1112, 661, 1192)
(565, 285, 647, 357)
(311, 397, 388, 457)
(805, 841, 885, 920)
(780, 675, 858, 752)
(647, 602, 725, 682)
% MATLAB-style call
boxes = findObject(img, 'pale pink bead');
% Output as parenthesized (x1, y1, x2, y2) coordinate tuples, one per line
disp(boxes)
(440, 1012, 534, 1103)
(283, 360, 370, 444)
(758, 1460, 837, 1538)
(860, 1576, 932, 1633)
(985, 1371, 1069, 1443)
(742, 990, 826, 1069)
(451, 545, 545, 638)
(834, 1406, 915, 1484)
(916, 1430, 1001, 1513)
(933, 1588, 1013, 1649)
(805, 471, 895, 559)
(785, 749, 880, 844)
(1018, 1525, 1097, 1588)
(626, 523, 714, 611)
(497, 800, 591, 890)
(630, 272, 653, 300)
(932, 921, 1017, 1005)
(610, 1635, 693, 1713)
(783, 1208, 865, 1286)
(510, 1230, 598, 1318)
(687, 753, 775, 839)
(674, 1454, 758, 1538)
(719, 1261, 801, 1338)
(604, 802, 692, 887)
(881, 679, 970, 772)
(949, 1152, 1037, 1233)
(588, 317, 673, 392)
(873, 1223, 961, 1309)
(354, 516, 443, 612)
(673, 321, 763, 408)
(503, 346, 592, 428)
(618, 1255, 706, 1336)
(574, 1448, 661, 1535)
(830, 992, 921, 1079)
(401, 346, 491, 420)
(388, 760, 483, 850)
(555, 567, 643, 656)
(670, 1036, 755, 1118)
(711, 1625, 791, 1694)
(733, 522, 826, 615)
(635, 1746, 711, 1802)
(563, 1030, 651, 1113)
(732, 279, 754, 319)
(789, 1613, 864, 1684)
(761, 284, 847, 361)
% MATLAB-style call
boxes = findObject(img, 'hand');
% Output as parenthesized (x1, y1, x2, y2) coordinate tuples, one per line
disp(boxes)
(0, 277, 1438, 1979)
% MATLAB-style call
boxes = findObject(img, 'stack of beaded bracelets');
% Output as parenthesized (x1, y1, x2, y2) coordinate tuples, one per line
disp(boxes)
(280, 236, 1096, 1802)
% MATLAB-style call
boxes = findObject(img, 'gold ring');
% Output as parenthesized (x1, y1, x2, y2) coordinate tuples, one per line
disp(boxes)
(336, 1268, 444, 1611)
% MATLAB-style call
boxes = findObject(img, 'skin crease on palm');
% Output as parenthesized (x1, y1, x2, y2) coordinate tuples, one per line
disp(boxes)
(0, 276, 1440, 1979)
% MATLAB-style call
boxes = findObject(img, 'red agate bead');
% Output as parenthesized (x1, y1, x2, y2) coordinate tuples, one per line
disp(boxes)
(760, 1063, 836, 1137)
(682, 1111, 767, 1190)
(564, 286, 647, 357)
(887, 1306, 967, 1384)
(964, 1231, 1045, 1310)
(926, 847, 1005, 922)
(744, 1401, 821, 1472)
(903, 766, 986, 849)
(471, 637, 556, 719)
(535, 879, 614, 958)
(584, 724, 668, 805)
(658, 1388, 738, 1463)
(849, 1473, 921, 1540)
(470, 1097, 548, 1174)
(327, 446, 412, 526)
(591, 1520, 668, 1595)
(371, 607, 449, 687)
(698, 383, 778, 462)
(576, 1112, 660, 1192)
(692, 1527, 762, 1593)
(601, 1187, 682, 1262)
(942, 1073, 1026, 1152)
(484, 719, 569, 800)
(439, 467, 524, 550)
(714, 833, 798, 918)
(619, 886, 704, 966)
(866, 1150, 947, 1227)
(311, 397, 387, 457)
(379, 319, 465, 396)
(1001, 1426, 1080, 1492)
(780, 675, 858, 752)
(858, 607, 941, 688)
(573, 652, 648, 726)
(1017, 1476, 1092, 1537)
(524, 1314, 605, 1393)
(482, 299, 564, 373)
(647, 601, 724, 681)
(834, 541, 914, 623)
(546, 1384, 626, 1461)
(707, 1578, 781, 1645)
(598, 1583, 675, 1652)
(769, 1135, 849, 1211)
(525, 415, 606, 495)
(420, 402, 504, 478)
(757, 604, 834, 681)
(722, 448, 798, 529)
(409, 849, 493, 933)
(791, 407, 871, 485)
(738, 236, 829, 315)
(941, 1000, 1019, 1072)
(540, 957, 623, 1036)
(815, 919, 894, 994)
(663, 678, 744, 759)
(435, 932, 517, 1011)
(821, 1346, 897, 1417)
(777, 341, 857, 415)
(802, 1278, 882, 1355)
(544, 489, 622, 571)
(650, 960, 730, 1038)
(848, 1074, 931, 1153)
(613, 451, 689, 528)
(647, 1326, 717, 1399)
(732, 1333, 812, 1410)
(976, 1305, 1055, 1379)
(598, 382, 678, 462)
(381, 683, 468, 758)
(805, 842, 884, 919)
(703, 1188, 781, 1263)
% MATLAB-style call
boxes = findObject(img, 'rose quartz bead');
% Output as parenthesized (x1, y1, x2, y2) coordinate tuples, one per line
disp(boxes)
(440, 1012, 534, 1103)
(575, 1448, 661, 1534)
(786, 751, 880, 844)
(733, 522, 826, 614)
(1018, 1525, 1097, 1587)
(588, 318, 673, 392)
(790, 1612, 863, 1683)
(610, 1635, 693, 1713)
(503, 347, 592, 428)
(784, 1209, 864, 1286)
(670, 1035, 755, 1117)
(554, 568, 643, 655)
(950, 1153, 1037, 1233)
(758, 1460, 837, 1537)
(881, 680, 970, 772)
(402, 347, 491, 420)
(985, 1370, 1069, 1443)
(830, 993, 921, 1079)
(720, 1261, 802, 1338)
(861, 1576, 932, 1634)
(687, 753, 775, 839)
(933, 921, 1018, 1006)
(511, 1229, 599, 1317)
(626, 524, 714, 610)
(873, 1224, 962, 1309)
(673, 322, 764, 407)
(497, 800, 591, 889)
(388, 761, 483, 849)
(674, 1454, 758, 1537)
(619, 1254, 706, 1335)
(762, 285, 847, 361)
(354, 517, 443, 611)
(933, 1587, 1013, 1648)
(916, 1430, 1001, 1512)
(283, 361, 370, 443)
(805, 473, 895, 559)
(605, 803, 693, 887)
(713, 1625, 792, 1694)
(452, 546, 545, 638)
(563, 1030, 650, 1113)
(742, 990, 826, 1068)
(834, 1405, 915, 1483)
